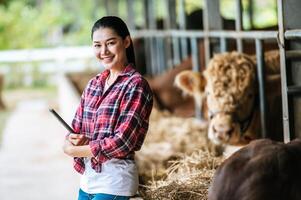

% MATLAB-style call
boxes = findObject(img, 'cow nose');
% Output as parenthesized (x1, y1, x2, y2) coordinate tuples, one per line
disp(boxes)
(212, 124, 234, 140)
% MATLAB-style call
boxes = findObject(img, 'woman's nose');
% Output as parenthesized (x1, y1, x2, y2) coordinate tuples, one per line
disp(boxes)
(101, 45, 108, 54)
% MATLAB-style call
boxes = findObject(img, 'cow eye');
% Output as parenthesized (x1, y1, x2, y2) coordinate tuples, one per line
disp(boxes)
(248, 93, 254, 98)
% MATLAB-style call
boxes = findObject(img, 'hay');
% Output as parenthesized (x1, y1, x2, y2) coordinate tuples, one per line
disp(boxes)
(140, 150, 225, 200)
(136, 108, 214, 183)
(136, 108, 225, 199)
(142, 172, 213, 200)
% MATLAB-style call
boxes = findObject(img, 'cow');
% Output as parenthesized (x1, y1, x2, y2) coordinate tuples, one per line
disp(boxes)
(145, 58, 196, 117)
(135, 18, 278, 117)
(174, 50, 282, 145)
(133, 9, 236, 117)
(208, 138, 301, 200)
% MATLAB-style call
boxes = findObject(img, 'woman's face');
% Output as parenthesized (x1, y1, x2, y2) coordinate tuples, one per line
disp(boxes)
(92, 27, 130, 71)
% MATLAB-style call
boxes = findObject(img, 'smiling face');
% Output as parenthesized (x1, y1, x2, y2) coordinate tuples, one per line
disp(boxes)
(92, 27, 130, 71)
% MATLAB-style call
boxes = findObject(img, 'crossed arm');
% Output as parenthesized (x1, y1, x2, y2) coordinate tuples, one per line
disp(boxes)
(63, 133, 93, 158)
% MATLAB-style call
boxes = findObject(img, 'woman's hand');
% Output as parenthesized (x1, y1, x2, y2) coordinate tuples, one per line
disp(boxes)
(63, 139, 75, 156)
(68, 133, 89, 146)
(62, 134, 93, 158)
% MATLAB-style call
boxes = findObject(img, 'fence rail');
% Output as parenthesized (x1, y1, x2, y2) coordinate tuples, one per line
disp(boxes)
(0, 46, 93, 63)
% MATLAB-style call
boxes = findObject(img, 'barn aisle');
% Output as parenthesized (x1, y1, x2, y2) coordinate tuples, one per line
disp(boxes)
(0, 99, 79, 200)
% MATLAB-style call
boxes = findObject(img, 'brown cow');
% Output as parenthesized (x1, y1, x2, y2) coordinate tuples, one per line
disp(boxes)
(137, 43, 278, 118)
(208, 139, 301, 200)
(145, 58, 196, 117)
(175, 50, 282, 145)
(133, 8, 278, 117)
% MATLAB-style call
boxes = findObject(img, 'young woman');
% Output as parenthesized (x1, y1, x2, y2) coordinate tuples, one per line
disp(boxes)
(62, 16, 153, 200)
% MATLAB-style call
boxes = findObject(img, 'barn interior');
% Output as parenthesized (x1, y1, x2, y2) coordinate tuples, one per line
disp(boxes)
(1, 0, 301, 200)
(56, 0, 301, 199)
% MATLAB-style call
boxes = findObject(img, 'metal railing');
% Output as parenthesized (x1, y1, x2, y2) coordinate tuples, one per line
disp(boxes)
(2, 0, 300, 142)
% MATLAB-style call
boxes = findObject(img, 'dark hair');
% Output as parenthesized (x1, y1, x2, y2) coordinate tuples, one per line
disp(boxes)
(91, 16, 136, 66)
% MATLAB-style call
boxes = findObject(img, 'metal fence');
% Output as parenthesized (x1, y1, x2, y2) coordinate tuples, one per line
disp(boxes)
(1, 0, 300, 142)
(119, 0, 300, 142)
(121, 0, 278, 139)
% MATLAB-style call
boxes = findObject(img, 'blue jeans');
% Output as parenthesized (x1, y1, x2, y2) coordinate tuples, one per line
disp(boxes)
(78, 189, 130, 200)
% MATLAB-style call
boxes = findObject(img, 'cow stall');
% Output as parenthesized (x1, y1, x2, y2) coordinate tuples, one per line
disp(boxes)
(58, 0, 301, 199)
(277, 0, 301, 141)
(107, 0, 300, 142)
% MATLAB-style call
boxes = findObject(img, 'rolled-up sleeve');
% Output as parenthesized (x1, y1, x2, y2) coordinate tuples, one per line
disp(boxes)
(89, 79, 153, 163)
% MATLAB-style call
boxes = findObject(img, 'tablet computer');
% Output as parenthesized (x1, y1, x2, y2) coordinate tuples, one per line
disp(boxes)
(49, 108, 74, 133)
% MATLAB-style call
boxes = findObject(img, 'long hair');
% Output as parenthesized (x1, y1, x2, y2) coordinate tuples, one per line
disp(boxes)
(91, 16, 136, 66)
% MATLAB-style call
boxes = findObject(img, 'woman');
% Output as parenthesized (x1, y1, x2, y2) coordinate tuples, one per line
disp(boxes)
(62, 16, 153, 200)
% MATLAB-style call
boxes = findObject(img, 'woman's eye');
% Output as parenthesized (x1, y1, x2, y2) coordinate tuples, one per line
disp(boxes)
(107, 41, 115, 46)
(94, 44, 101, 48)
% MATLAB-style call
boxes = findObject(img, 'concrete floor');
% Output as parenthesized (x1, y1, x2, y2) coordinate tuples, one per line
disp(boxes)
(0, 99, 79, 200)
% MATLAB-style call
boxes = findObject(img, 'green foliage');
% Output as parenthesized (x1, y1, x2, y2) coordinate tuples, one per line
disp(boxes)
(0, 0, 72, 49)
(220, 0, 277, 29)
(0, 0, 278, 50)
(61, 0, 102, 46)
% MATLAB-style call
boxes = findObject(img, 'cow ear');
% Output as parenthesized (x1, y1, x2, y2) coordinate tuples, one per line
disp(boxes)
(174, 70, 205, 96)
(265, 74, 281, 99)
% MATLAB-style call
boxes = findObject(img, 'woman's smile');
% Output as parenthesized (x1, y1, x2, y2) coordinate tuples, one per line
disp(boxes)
(101, 55, 114, 63)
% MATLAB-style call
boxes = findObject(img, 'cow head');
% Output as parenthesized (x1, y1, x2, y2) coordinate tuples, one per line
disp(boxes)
(175, 52, 259, 145)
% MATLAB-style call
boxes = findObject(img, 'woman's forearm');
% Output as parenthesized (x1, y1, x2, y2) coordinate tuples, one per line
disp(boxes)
(64, 142, 93, 158)
(72, 145, 93, 157)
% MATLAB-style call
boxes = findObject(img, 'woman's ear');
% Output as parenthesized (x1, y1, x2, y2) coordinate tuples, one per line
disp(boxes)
(124, 36, 131, 48)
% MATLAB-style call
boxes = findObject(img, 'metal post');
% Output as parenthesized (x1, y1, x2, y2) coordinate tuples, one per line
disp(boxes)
(156, 37, 166, 74)
(277, 0, 290, 143)
(220, 37, 227, 52)
(277, 0, 301, 141)
(164, 0, 175, 69)
(203, 0, 211, 66)
(190, 37, 202, 119)
(143, 0, 149, 29)
(126, 0, 135, 30)
(166, 0, 177, 29)
(146, 0, 157, 75)
(255, 39, 267, 138)
(144, 36, 152, 75)
(178, 0, 188, 59)
(172, 37, 181, 65)
(191, 38, 200, 72)
(203, 0, 222, 66)
(247, 0, 254, 29)
(235, 0, 243, 52)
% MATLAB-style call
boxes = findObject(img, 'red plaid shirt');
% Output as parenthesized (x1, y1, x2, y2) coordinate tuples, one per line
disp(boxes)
(71, 64, 153, 174)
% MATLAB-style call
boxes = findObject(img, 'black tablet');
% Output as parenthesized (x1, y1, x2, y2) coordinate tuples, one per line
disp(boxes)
(49, 108, 74, 133)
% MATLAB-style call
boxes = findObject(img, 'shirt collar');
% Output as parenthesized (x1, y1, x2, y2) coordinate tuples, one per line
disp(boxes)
(97, 63, 136, 84)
